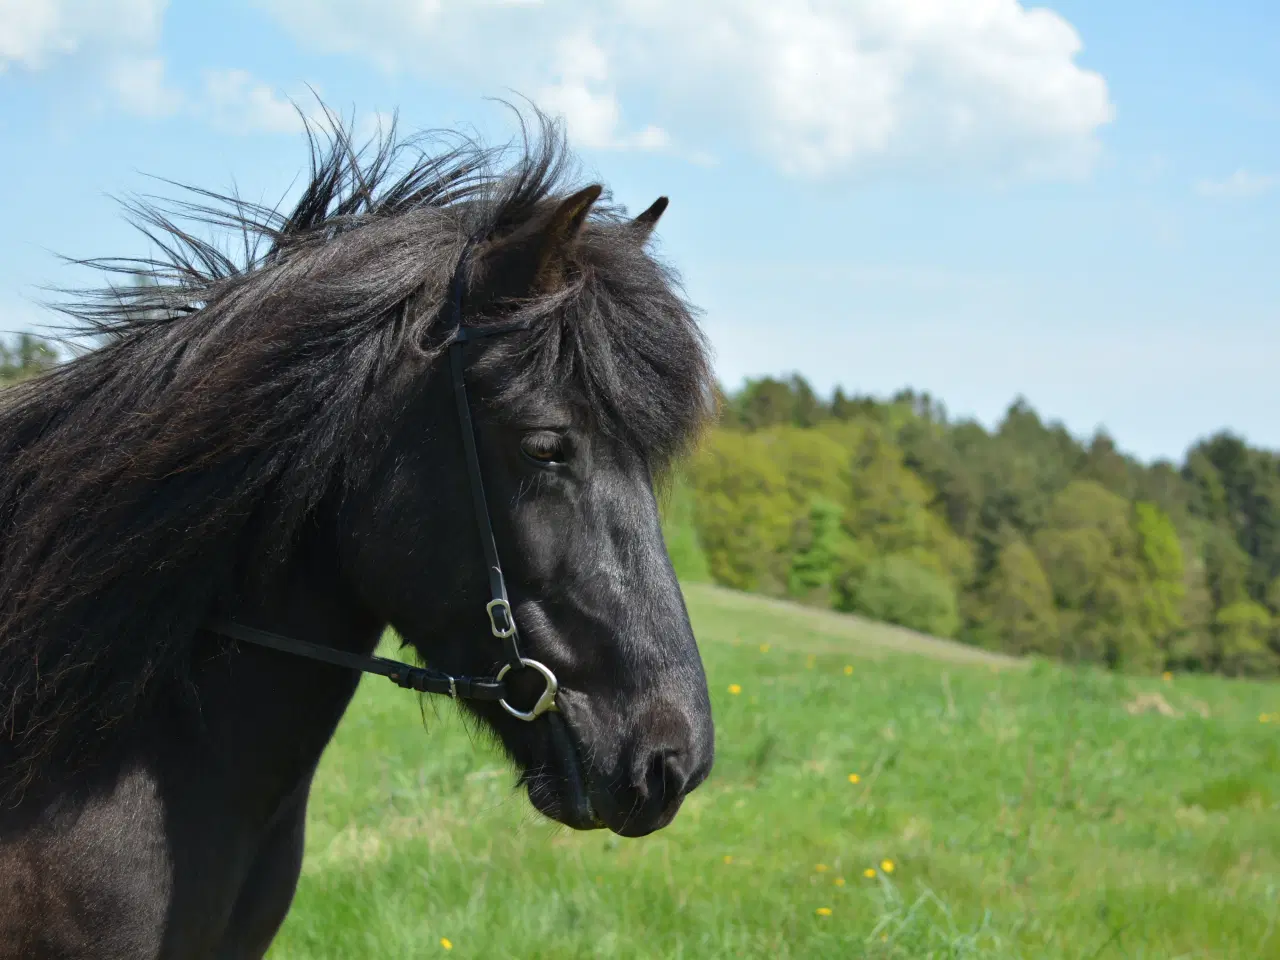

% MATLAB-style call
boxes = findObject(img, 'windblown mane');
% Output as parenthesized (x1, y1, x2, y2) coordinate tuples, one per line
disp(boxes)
(0, 106, 713, 802)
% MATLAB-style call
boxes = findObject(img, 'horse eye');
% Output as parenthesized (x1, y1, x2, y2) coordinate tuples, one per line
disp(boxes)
(520, 433, 568, 465)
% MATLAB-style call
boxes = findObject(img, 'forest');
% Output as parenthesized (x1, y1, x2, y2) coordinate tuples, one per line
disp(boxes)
(662, 375, 1280, 679)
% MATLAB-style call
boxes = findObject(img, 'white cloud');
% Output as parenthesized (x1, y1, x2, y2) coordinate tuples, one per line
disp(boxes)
(0, 1, 316, 137)
(536, 33, 670, 151)
(202, 69, 311, 134)
(0, 0, 164, 71)
(256, 0, 1114, 180)
(0, 0, 183, 117)
(108, 57, 182, 117)
(1195, 169, 1278, 199)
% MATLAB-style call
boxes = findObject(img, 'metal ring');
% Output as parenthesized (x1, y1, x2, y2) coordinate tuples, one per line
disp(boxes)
(495, 657, 559, 722)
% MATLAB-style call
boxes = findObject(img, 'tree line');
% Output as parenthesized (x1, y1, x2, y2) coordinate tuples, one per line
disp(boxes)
(661, 375, 1280, 679)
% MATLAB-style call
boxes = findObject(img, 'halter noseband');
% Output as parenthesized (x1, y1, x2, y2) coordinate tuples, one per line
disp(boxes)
(208, 245, 557, 722)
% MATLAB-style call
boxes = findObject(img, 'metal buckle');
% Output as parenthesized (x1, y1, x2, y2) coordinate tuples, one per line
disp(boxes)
(448, 675, 458, 700)
(485, 598, 516, 639)
(495, 657, 559, 722)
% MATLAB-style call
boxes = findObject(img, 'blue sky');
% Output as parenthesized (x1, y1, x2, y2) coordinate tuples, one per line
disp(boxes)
(1, 1, 1277, 463)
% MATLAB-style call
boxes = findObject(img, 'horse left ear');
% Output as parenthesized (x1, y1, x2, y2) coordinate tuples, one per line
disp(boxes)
(632, 196, 668, 240)
(477, 184, 603, 301)
(532, 184, 603, 287)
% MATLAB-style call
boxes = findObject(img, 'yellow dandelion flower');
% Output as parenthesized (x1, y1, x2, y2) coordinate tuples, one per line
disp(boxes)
(815, 863, 828, 872)
(1162, 671, 1173, 682)
(1261, 713, 1270, 723)
(440, 938, 453, 951)
(806, 655, 816, 669)
(863, 868, 876, 878)
(815, 907, 832, 917)
(834, 876, 846, 886)
(844, 665, 853, 675)
(881, 859, 895, 873)
(848, 773, 860, 784)
(728, 684, 742, 695)
(759, 643, 771, 653)
(723, 855, 734, 865)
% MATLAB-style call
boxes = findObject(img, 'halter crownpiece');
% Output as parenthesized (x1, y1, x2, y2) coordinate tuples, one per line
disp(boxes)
(208, 243, 558, 722)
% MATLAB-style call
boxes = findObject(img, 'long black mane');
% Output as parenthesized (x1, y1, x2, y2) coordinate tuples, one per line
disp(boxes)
(0, 107, 713, 802)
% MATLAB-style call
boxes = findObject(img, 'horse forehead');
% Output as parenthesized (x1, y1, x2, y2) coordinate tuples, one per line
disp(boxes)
(476, 379, 583, 427)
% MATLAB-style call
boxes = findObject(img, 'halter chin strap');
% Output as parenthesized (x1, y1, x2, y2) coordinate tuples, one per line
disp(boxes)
(207, 245, 557, 722)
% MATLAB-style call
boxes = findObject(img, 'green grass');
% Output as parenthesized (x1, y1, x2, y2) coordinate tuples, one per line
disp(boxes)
(267, 583, 1280, 959)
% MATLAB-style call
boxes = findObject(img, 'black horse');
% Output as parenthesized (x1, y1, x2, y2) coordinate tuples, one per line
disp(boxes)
(0, 110, 716, 958)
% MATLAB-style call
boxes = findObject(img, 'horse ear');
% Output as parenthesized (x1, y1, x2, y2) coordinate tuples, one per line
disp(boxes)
(539, 184, 603, 271)
(632, 196, 668, 240)
(477, 184, 603, 301)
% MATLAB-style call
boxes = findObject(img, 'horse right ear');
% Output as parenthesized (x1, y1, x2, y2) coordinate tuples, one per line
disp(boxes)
(631, 197, 668, 241)
(475, 185, 603, 303)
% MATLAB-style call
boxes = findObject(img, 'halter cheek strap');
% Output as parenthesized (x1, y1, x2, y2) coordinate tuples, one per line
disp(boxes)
(446, 246, 524, 675)
(208, 247, 557, 722)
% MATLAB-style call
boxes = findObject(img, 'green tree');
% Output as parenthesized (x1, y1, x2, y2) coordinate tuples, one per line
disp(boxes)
(686, 430, 793, 593)
(787, 497, 852, 604)
(1133, 501, 1186, 652)
(788, 374, 825, 428)
(1134, 460, 1193, 531)
(658, 471, 711, 584)
(970, 536, 1060, 656)
(757, 426, 850, 507)
(1200, 524, 1251, 610)
(733, 377, 796, 431)
(839, 422, 973, 587)
(1080, 429, 1137, 499)
(1212, 601, 1279, 677)
(1167, 537, 1215, 670)
(830, 387, 856, 421)
(839, 553, 961, 638)
(1185, 434, 1280, 604)
(898, 415, 982, 540)
(1033, 481, 1158, 669)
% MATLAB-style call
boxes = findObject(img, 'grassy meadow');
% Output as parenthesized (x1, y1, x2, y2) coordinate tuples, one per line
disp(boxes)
(267, 583, 1280, 959)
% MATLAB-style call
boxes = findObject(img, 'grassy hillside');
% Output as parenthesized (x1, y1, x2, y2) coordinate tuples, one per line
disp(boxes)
(267, 583, 1280, 959)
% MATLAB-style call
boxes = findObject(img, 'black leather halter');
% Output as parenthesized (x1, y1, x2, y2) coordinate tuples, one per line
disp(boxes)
(208, 247, 558, 722)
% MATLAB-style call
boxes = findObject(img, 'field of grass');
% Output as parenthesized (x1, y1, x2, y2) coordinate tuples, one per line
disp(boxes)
(266, 583, 1280, 959)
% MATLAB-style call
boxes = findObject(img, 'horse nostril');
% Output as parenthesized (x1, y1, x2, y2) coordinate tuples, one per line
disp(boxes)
(641, 747, 688, 807)
(601, 737, 709, 837)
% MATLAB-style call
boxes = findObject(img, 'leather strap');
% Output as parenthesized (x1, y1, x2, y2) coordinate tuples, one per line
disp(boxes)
(444, 254, 533, 671)
(211, 621, 506, 700)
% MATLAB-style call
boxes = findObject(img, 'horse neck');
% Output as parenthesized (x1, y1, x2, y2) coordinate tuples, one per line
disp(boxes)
(178, 527, 386, 821)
